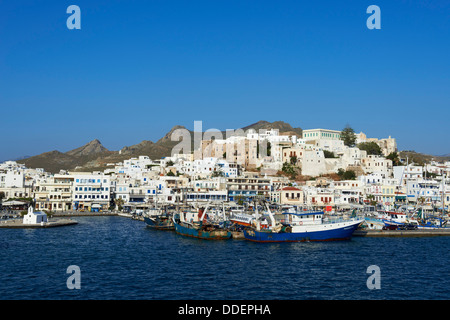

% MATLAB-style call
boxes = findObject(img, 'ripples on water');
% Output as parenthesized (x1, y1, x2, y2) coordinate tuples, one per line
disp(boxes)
(0, 216, 449, 300)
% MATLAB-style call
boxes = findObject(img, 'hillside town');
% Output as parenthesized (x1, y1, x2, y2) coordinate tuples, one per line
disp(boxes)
(1, 126, 449, 215)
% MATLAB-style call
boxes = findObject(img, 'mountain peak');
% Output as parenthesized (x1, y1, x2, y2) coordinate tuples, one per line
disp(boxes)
(66, 139, 109, 157)
(157, 125, 187, 144)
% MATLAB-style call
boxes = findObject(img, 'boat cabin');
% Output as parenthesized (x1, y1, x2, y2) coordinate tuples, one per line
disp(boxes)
(180, 209, 203, 224)
(278, 210, 324, 226)
(377, 210, 408, 224)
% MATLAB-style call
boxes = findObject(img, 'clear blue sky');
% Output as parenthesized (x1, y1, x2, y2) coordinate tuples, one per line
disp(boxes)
(1, 0, 449, 160)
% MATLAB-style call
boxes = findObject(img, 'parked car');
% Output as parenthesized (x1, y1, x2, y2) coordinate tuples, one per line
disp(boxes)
(382, 225, 398, 230)
(399, 223, 418, 230)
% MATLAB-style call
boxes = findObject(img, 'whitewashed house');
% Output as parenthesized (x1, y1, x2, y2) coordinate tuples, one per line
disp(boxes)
(23, 206, 48, 224)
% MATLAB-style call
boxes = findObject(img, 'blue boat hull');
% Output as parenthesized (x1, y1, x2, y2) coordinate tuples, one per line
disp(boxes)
(243, 222, 361, 242)
(174, 221, 231, 240)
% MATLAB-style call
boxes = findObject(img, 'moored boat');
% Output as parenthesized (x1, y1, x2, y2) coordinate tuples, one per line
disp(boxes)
(144, 212, 175, 230)
(173, 204, 231, 240)
(243, 203, 363, 242)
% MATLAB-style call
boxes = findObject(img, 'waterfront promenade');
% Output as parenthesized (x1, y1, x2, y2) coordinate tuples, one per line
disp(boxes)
(354, 229, 450, 237)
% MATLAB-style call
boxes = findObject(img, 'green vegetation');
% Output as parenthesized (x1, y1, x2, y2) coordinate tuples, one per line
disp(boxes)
(323, 150, 337, 158)
(166, 160, 174, 166)
(337, 168, 356, 180)
(290, 155, 297, 165)
(340, 125, 356, 147)
(235, 195, 245, 205)
(282, 161, 300, 180)
(211, 170, 225, 177)
(357, 141, 382, 156)
(366, 194, 377, 206)
(114, 198, 125, 211)
(386, 152, 402, 166)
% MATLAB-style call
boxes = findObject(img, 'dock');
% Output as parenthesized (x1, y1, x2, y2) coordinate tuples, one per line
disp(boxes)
(0, 218, 78, 229)
(354, 229, 450, 237)
(117, 213, 144, 221)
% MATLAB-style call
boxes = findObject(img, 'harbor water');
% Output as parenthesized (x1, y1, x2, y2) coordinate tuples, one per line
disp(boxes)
(0, 216, 449, 300)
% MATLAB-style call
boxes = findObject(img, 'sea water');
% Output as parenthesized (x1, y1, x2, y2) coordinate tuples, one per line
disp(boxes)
(0, 216, 448, 300)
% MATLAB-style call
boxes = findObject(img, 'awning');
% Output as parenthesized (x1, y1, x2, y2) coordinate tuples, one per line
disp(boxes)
(91, 204, 102, 208)
(2, 200, 27, 206)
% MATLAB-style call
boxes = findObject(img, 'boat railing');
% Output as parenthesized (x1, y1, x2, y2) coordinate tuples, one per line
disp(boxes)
(324, 216, 363, 224)
(277, 216, 362, 225)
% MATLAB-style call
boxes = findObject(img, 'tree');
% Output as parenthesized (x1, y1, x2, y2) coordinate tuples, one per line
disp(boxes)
(282, 161, 300, 180)
(337, 168, 356, 180)
(211, 170, 225, 177)
(166, 160, 174, 167)
(235, 195, 245, 206)
(366, 194, 377, 206)
(340, 125, 356, 147)
(323, 150, 336, 158)
(386, 152, 401, 166)
(290, 155, 297, 165)
(357, 142, 382, 156)
(114, 198, 125, 211)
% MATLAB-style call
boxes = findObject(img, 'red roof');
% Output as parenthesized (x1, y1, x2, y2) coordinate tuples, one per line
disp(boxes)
(282, 187, 301, 191)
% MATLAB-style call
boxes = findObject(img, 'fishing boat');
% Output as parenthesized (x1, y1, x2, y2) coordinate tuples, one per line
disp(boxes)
(379, 210, 409, 227)
(243, 203, 363, 242)
(229, 210, 269, 228)
(143, 208, 175, 230)
(173, 204, 231, 240)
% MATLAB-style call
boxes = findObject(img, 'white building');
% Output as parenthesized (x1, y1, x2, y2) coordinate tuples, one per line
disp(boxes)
(23, 206, 48, 224)
(0, 170, 25, 188)
(72, 173, 111, 212)
(34, 174, 74, 211)
(301, 149, 327, 177)
(303, 129, 341, 141)
(361, 155, 393, 178)
(393, 165, 423, 185)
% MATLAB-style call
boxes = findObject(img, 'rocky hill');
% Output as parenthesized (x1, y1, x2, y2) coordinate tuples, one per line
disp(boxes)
(18, 121, 302, 173)
(66, 139, 109, 157)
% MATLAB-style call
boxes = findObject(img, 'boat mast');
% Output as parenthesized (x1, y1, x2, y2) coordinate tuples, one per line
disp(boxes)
(200, 203, 210, 223)
(265, 202, 276, 227)
(442, 173, 446, 217)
